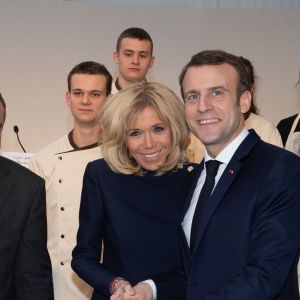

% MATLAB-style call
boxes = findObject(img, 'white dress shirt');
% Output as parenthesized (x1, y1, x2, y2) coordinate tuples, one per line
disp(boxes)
(182, 128, 249, 245)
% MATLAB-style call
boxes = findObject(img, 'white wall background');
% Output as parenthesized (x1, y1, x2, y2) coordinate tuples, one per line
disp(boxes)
(0, 0, 299, 152)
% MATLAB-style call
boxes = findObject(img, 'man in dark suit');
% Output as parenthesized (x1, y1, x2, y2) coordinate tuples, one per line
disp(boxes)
(176, 50, 300, 299)
(0, 93, 54, 299)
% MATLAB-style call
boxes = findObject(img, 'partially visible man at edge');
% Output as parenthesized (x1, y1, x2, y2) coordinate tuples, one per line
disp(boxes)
(0, 93, 54, 300)
(112, 27, 155, 93)
(0, 93, 5, 147)
(29, 62, 112, 300)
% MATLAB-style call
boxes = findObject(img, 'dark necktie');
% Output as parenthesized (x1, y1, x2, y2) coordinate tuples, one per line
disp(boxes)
(190, 160, 221, 252)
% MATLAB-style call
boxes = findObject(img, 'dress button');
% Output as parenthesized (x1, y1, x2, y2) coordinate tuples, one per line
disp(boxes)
(58, 156, 62, 160)
(60, 261, 64, 266)
(58, 179, 63, 183)
(61, 234, 65, 238)
(60, 207, 65, 211)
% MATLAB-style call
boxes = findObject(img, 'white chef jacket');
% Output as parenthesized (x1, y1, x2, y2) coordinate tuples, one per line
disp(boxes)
(29, 133, 102, 300)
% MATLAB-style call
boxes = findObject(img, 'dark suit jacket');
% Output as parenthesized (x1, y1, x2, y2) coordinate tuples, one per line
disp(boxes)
(0, 156, 53, 300)
(72, 159, 197, 300)
(182, 130, 300, 300)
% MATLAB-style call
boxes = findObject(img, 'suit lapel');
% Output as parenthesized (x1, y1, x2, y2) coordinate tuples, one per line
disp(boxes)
(182, 161, 204, 218)
(191, 130, 260, 256)
(179, 227, 192, 271)
(180, 162, 203, 265)
(0, 157, 16, 211)
(191, 160, 242, 255)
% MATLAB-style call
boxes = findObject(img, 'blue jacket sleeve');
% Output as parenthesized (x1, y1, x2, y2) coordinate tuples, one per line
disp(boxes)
(71, 162, 116, 298)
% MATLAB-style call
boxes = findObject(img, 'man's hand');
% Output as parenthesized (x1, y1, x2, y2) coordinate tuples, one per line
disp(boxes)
(132, 282, 153, 300)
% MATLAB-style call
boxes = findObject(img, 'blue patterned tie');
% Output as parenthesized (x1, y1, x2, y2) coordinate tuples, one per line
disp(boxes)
(190, 160, 221, 252)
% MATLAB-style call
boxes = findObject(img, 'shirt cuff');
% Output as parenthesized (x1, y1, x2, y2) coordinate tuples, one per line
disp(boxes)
(143, 279, 157, 300)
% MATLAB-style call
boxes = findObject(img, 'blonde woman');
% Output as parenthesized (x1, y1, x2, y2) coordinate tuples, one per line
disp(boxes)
(72, 82, 197, 300)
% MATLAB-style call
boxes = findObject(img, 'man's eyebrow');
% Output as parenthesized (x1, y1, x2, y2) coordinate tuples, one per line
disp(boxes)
(90, 90, 103, 93)
(123, 49, 150, 54)
(209, 85, 228, 91)
(71, 89, 103, 93)
(184, 89, 200, 97)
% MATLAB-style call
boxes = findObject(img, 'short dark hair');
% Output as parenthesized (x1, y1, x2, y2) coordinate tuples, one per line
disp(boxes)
(67, 61, 112, 96)
(179, 50, 252, 103)
(239, 56, 259, 119)
(0, 93, 6, 121)
(116, 27, 153, 54)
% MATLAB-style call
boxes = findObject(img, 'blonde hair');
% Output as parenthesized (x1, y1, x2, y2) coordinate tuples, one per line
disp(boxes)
(100, 82, 190, 175)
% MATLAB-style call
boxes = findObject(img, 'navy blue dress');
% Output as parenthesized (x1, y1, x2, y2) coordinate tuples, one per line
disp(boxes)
(72, 159, 197, 300)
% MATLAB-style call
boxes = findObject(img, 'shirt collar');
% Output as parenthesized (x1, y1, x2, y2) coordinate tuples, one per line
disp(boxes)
(67, 130, 99, 151)
(115, 77, 148, 91)
(115, 78, 121, 91)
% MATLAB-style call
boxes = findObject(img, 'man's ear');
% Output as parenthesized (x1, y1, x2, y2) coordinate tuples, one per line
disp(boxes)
(113, 51, 119, 64)
(65, 91, 71, 107)
(240, 90, 251, 114)
(149, 56, 155, 68)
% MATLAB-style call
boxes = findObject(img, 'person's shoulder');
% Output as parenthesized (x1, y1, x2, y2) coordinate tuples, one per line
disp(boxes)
(181, 162, 200, 173)
(32, 134, 70, 159)
(255, 136, 300, 164)
(277, 114, 298, 134)
(247, 112, 270, 124)
(246, 113, 277, 131)
(86, 158, 110, 173)
(170, 162, 200, 180)
(246, 114, 283, 147)
(238, 130, 279, 160)
(259, 141, 300, 178)
(84, 159, 121, 185)
(173, 162, 200, 193)
(29, 134, 71, 175)
(238, 135, 300, 183)
(0, 156, 43, 184)
(277, 114, 298, 128)
(276, 114, 299, 146)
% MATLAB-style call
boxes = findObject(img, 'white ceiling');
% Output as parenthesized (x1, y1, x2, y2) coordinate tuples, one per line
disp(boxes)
(62, 0, 300, 10)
